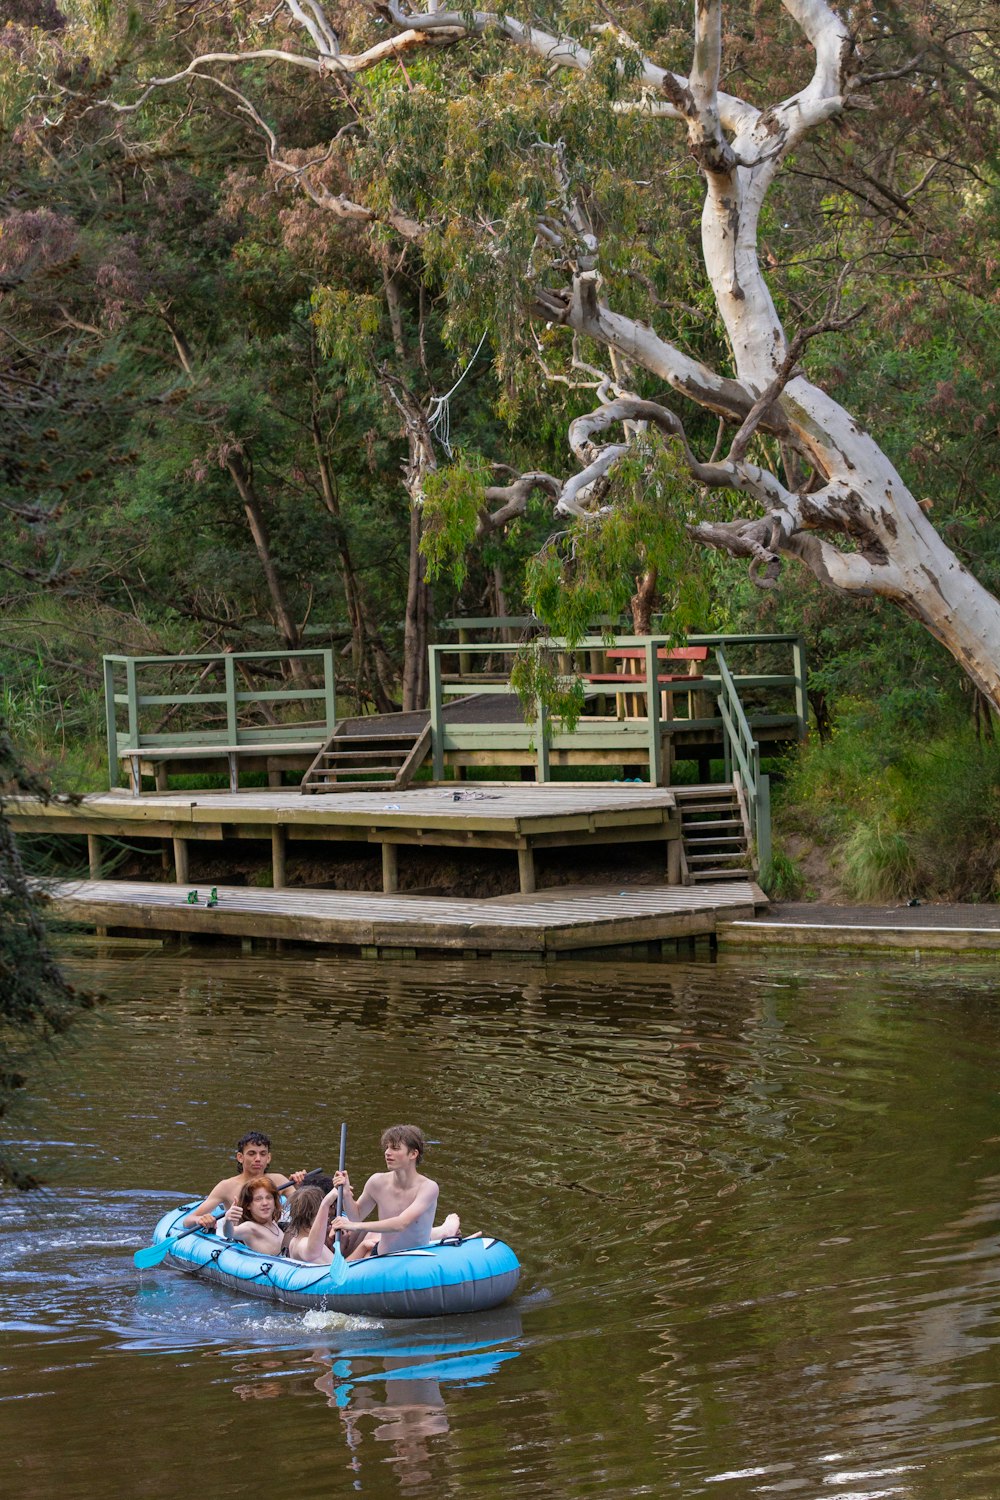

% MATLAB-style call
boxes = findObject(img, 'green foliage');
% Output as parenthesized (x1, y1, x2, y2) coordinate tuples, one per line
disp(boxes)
(420, 453, 493, 588)
(759, 848, 807, 902)
(524, 434, 711, 642)
(311, 288, 382, 386)
(1, 720, 99, 1184)
(509, 643, 587, 731)
(779, 706, 1000, 902)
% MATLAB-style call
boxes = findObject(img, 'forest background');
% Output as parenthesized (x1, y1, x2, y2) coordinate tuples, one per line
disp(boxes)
(0, 0, 999, 911)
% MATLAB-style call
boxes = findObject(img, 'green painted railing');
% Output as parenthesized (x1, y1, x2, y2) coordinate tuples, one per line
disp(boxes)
(716, 647, 771, 869)
(102, 649, 336, 788)
(428, 630, 807, 864)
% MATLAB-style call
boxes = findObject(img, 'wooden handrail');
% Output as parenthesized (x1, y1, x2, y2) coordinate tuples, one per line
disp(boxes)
(103, 648, 337, 788)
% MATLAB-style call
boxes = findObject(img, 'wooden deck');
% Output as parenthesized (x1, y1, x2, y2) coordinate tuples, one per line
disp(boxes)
(9, 782, 692, 894)
(42, 877, 762, 960)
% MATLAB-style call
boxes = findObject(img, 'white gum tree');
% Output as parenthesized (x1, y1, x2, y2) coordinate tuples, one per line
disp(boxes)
(76, 1, 1000, 701)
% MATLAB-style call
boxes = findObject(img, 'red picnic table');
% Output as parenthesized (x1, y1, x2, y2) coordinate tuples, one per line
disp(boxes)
(581, 645, 709, 719)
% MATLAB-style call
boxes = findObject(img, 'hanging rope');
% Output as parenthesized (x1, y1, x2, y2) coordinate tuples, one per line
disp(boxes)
(426, 330, 489, 457)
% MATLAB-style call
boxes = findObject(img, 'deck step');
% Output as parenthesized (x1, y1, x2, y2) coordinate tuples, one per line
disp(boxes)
(682, 815, 742, 827)
(300, 718, 432, 795)
(684, 835, 745, 847)
(306, 785, 397, 795)
(318, 750, 410, 763)
(309, 766, 402, 778)
(675, 801, 739, 815)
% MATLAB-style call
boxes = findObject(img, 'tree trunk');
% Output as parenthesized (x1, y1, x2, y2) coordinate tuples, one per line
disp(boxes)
(631, 569, 658, 634)
(224, 453, 307, 680)
(402, 500, 431, 711)
(380, 270, 434, 712)
(161, 310, 308, 683)
(310, 409, 398, 712)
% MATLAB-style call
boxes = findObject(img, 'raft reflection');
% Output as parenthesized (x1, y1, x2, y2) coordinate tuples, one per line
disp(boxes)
(309, 1309, 523, 1488)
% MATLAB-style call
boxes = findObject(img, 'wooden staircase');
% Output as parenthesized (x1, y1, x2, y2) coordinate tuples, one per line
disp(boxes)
(674, 784, 753, 883)
(300, 716, 431, 795)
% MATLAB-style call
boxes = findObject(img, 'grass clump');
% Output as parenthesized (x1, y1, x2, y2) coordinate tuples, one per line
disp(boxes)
(840, 821, 916, 902)
(759, 847, 808, 901)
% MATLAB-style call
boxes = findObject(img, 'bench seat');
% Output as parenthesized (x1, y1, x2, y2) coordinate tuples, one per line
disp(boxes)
(118, 741, 324, 795)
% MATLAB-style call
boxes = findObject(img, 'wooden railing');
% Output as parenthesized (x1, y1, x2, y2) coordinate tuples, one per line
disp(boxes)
(428, 629, 806, 775)
(102, 649, 337, 788)
(716, 647, 771, 868)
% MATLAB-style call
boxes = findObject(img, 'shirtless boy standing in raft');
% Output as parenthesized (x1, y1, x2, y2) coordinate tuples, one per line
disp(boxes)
(184, 1130, 306, 1229)
(330, 1125, 460, 1255)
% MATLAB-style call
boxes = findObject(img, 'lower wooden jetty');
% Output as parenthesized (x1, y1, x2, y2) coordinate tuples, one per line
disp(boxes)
(41, 876, 761, 960)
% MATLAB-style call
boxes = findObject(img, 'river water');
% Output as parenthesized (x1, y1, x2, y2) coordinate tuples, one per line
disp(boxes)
(2, 945, 1000, 1498)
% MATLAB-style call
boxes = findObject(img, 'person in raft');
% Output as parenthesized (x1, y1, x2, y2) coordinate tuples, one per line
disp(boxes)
(329, 1124, 461, 1257)
(183, 1131, 306, 1229)
(216, 1176, 284, 1254)
(282, 1184, 378, 1264)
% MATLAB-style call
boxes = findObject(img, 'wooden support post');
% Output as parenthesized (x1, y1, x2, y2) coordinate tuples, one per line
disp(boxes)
(458, 627, 472, 679)
(267, 765, 283, 788)
(129, 754, 141, 797)
(793, 635, 808, 740)
(224, 654, 238, 745)
(662, 732, 674, 787)
(173, 837, 189, 885)
(154, 763, 169, 792)
(125, 656, 139, 757)
(645, 638, 662, 786)
(382, 842, 399, 893)
(429, 647, 445, 781)
(103, 656, 119, 790)
(667, 835, 682, 886)
(536, 700, 550, 783)
(517, 842, 536, 895)
(271, 827, 286, 889)
(227, 752, 239, 794)
(87, 835, 102, 880)
(322, 647, 337, 736)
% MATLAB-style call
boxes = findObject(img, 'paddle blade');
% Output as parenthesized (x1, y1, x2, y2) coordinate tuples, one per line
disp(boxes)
(133, 1237, 176, 1269)
(133, 1222, 198, 1268)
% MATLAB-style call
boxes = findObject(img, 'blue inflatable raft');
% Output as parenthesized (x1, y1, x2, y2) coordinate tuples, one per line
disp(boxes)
(146, 1203, 521, 1318)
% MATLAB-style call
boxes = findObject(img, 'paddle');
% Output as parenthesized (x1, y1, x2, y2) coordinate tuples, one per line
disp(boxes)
(334, 1121, 348, 1255)
(134, 1168, 325, 1269)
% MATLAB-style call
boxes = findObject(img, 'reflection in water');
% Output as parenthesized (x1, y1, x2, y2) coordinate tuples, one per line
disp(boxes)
(300, 1312, 522, 1490)
(4, 950, 1000, 1498)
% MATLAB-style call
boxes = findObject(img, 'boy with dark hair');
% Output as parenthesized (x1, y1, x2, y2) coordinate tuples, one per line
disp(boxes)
(330, 1124, 460, 1255)
(183, 1131, 306, 1229)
